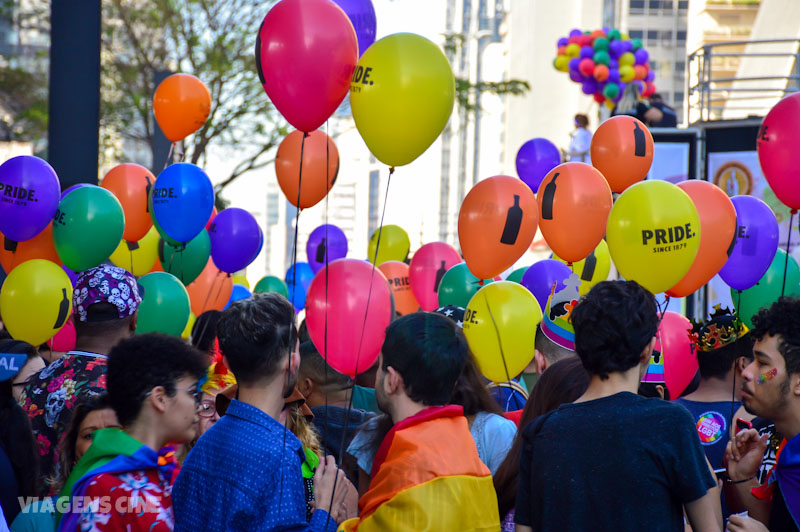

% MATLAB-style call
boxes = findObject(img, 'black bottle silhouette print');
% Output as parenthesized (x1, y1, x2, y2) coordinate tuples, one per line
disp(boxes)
(316, 238, 327, 263)
(433, 261, 447, 292)
(743, 226, 758, 256)
(542, 174, 558, 220)
(4, 237, 17, 253)
(501, 195, 523, 245)
(633, 122, 646, 157)
(652, 350, 661, 364)
(726, 231, 737, 257)
(53, 288, 69, 329)
(145, 175, 153, 212)
(581, 251, 597, 281)
(126, 240, 139, 251)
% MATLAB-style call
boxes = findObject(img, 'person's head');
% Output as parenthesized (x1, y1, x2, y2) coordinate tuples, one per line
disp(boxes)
(0, 339, 43, 402)
(691, 306, 754, 381)
(376, 313, 468, 421)
(72, 265, 140, 350)
(493, 356, 589, 517)
(56, 393, 120, 489)
(740, 297, 800, 423)
(107, 333, 206, 446)
(191, 310, 222, 356)
(574, 114, 589, 128)
(297, 341, 352, 407)
(570, 280, 658, 380)
(649, 93, 664, 104)
(450, 352, 503, 417)
(217, 293, 299, 394)
(617, 82, 643, 113)
(533, 323, 577, 374)
(196, 356, 237, 436)
(0, 347, 39, 498)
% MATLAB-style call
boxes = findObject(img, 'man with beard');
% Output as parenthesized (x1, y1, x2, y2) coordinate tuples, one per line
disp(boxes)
(725, 297, 800, 532)
(172, 294, 351, 531)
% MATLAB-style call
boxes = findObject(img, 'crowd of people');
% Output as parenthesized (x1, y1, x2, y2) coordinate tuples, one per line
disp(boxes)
(1, 261, 799, 532)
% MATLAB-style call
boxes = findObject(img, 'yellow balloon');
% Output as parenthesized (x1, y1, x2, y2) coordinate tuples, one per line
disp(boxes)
(463, 281, 542, 383)
(350, 33, 455, 167)
(232, 274, 250, 290)
(181, 312, 196, 340)
(368, 225, 410, 265)
(0, 259, 73, 345)
(606, 181, 701, 294)
(110, 226, 159, 276)
(605, 99, 615, 110)
(619, 65, 635, 83)
(555, 240, 612, 295)
(620, 52, 635, 67)
(554, 56, 570, 72)
(565, 43, 580, 58)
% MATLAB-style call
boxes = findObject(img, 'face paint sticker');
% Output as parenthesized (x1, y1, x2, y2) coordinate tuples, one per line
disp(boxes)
(696, 411, 726, 445)
(758, 368, 778, 384)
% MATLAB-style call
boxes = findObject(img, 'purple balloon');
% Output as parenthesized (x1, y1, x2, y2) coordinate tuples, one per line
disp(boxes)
(209, 207, 262, 274)
(634, 48, 649, 65)
(568, 57, 580, 71)
(608, 69, 621, 83)
(516, 138, 561, 194)
(609, 58, 619, 70)
(719, 196, 779, 290)
(569, 69, 583, 83)
(579, 46, 594, 59)
(306, 224, 348, 273)
(608, 40, 624, 58)
(624, 40, 635, 53)
(330, 0, 376, 57)
(646, 70, 656, 82)
(581, 79, 597, 95)
(0, 156, 60, 242)
(521, 259, 573, 311)
(602, 27, 611, 34)
(569, 29, 582, 38)
(60, 183, 90, 201)
(557, 37, 569, 47)
(62, 264, 79, 285)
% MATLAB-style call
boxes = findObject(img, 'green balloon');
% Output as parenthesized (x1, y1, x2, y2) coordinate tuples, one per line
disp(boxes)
(593, 50, 610, 66)
(158, 229, 211, 285)
(607, 29, 622, 41)
(437, 263, 493, 308)
(603, 82, 620, 100)
(136, 272, 191, 336)
(53, 185, 125, 272)
(732, 249, 800, 328)
(254, 275, 289, 299)
(507, 267, 529, 284)
(593, 37, 609, 52)
(632, 38, 643, 51)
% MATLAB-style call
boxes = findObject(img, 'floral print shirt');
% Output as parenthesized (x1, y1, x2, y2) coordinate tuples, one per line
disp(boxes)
(78, 469, 174, 532)
(19, 351, 108, 495)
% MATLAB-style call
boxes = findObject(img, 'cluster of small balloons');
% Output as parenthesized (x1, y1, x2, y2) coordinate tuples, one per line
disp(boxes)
(553, 28, 657, 109)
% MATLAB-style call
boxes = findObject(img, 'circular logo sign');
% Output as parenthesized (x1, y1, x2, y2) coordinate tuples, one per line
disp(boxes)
(696, 411, 726, 445)
(714, 162, 753, 197)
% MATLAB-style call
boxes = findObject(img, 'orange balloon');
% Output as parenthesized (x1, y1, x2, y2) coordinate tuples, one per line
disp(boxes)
(666, 181, 737, 298)
(275, 130, 339, 209)
(378, 260, 419, 315)
(590, 115, 654, 193)
(458, 175, 538, 279)
(100, 163, 155, 242)
(537, 163, 613, 263)
(149, 259, 164, 273)
(0, 223, 62, 273)
(186, 259, 233, 316)
(153, 74, 211, 142)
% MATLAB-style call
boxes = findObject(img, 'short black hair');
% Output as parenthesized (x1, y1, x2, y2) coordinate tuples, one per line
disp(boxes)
(217, 293, 297, 384)
(751, 297, 800, 376)
(381, 313, 468, 406)
(574, 114, 589, 127)
(534, 323, 575, 363)
(697, 334, 754, 380)
(191, 310, 221, 354)
(298, 341, 351, 393)
(74, 303, 134, 338)
(570, 281, 658, 380)
(107, 333, 206, 427)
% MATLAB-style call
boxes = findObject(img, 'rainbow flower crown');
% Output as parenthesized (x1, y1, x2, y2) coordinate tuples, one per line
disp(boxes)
(690, 305, 749, 353)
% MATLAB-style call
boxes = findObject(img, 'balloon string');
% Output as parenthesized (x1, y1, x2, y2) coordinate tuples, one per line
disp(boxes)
(288, 133, 308, 310)
(190, 269, 224, 349)
(322, 121, 334, 531)
(782, 210, 796, 297)
(163, 142, 175, 171)
(732, 289, 743, 421)
(482, 290, 521, 411)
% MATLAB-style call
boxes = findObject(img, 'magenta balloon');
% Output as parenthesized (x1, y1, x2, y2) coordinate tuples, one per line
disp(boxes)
(409, 242, 462, 311)
(305, 258, 393, 377)
(757, 93, 800, 209)
(515, 138, 561, 194)
(256, 0, 358, 132)
(0, 156, 60, 242)
(719, 195, 779, 290)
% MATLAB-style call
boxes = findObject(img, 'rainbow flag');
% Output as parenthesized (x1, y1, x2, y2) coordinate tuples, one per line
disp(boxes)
(339, 405, 501, 532)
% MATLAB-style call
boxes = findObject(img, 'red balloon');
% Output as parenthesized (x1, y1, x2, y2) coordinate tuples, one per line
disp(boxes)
(657, 311, 698, 400)
(256, 0, 358, 133)
(578, 58, 595, 77)
(758, 93, 800, 209)
(305, 259, 393, 377)
(409, 242, 462, 311)
(205, 206, 218, 232)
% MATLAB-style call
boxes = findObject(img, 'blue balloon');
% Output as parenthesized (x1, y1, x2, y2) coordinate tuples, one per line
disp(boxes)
(223, 283, 253, 310)
(331, 0, 376, 57)
(285, 262, 314, 310)
(150, 163, 214, 245)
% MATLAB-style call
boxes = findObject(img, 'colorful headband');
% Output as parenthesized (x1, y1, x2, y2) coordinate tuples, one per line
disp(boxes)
(690, 305, 749, 353)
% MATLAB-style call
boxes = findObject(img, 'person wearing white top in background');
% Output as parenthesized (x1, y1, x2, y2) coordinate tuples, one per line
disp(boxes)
(564, 114, 592, 164)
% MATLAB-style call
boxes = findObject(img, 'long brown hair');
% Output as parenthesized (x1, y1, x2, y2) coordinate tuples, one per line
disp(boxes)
(492, 357, 589, 518)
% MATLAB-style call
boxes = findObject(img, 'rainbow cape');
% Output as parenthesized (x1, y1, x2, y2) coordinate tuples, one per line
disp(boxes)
(339, 405, 500, 532)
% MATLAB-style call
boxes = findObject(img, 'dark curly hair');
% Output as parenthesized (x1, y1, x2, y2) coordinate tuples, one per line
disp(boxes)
(107, 333, 207, 427)
(570, 280, 658, 380)
(751, 297, 800, 376)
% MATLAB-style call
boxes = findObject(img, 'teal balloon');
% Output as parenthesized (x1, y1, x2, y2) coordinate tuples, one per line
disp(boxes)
(607, 29, 622, 41)
(732, 249, 800, 328)
(437, 262, 493, 308)
(136, 272, 191, 336)
(593, 37, 609, 52)
(507, 267, 528, 284)
(603, 82, 620, 100)
(53, 185, 125, 272)
(254, 275, 289, 298)
(158, 229, 211, 285)
(593, 50, 610, 66)
(631, 38, 643, 50)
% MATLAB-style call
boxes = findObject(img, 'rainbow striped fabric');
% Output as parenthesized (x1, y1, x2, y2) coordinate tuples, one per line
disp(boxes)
(339, 405, 501, 532)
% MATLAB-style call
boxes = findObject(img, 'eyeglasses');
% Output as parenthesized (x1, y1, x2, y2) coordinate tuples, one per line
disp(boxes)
(185, 385, 202, 405)
(197, 399, 217, 418)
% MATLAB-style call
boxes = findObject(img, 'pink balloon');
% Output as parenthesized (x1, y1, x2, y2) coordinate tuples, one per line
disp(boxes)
(47, 316, 76, 353)
(757, 93, 800, 209)
(205, 206, 217, 232)
(657, 311, 698, 399)
(256, 0, 358, 133)
(409, 242, 462, 311)
(305, 258, 393, 377)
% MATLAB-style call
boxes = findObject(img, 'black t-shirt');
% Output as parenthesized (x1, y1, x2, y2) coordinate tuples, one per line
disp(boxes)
(771, 482, 799, 532)
(650, 102, 678, 127)
(515, 392, 717, 532)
